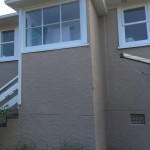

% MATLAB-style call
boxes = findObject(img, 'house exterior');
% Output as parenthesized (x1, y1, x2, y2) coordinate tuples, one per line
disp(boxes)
(0, 0, 150, 150)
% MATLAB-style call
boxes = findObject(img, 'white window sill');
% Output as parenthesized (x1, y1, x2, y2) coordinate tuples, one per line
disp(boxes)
(22, 41, 89, 54)
(0, 57, 18, 63)
(118, 42, 150, 49)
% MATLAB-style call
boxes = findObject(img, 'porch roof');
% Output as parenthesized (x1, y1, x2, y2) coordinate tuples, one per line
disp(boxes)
(5, 0, 149, 16)
(5, 0, 108, 16)
(0, 13, 18, 28)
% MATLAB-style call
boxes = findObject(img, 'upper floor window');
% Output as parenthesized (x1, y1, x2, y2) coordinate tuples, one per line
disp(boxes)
(117, 5, 150, 48)
(0, 29, 17, 62)
(24, 0, 87, 52)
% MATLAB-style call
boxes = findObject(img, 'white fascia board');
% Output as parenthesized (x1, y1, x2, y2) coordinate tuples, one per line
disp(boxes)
(92, 0, 107, 16)
(0, 13, 18, 28)
(0, 13, 18, 20)
(5, 0, 20, 3)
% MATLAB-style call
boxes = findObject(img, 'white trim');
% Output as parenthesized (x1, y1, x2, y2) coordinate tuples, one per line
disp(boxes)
(22, 43, 89, 54)
(118, 42, 150, 49)
(0, 76, 18, 93)
(18, 9, 24, 105)
(0, 13, 18, 20)
(21, 0, 88, 53)
(0, 83, 18, 103)
(0, 57, 18, 62)
(80, 0, 87, 44)
(117, 3, 150, 48)
(0, 28, 19, 62)
(0, 95, 18, 110)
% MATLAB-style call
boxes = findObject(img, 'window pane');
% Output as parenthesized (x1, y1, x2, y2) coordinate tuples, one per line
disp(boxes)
(62, 20, 80, 42)
(125, 23, 148, 42)
(26, 27, 42, 46)
(1, 30, 14, 42)
(44, 24, 60, 44)
(43, 5, 60, 25)
(26, 9, 42, 28)
(124, 7, 146, 23)
(1, 43, 14, 57)
(62, 1, 80, 22)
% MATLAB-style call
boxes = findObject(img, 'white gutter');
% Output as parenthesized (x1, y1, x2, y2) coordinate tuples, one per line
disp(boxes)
(92, 0, 107, 16)
(0, 13, 18, 20)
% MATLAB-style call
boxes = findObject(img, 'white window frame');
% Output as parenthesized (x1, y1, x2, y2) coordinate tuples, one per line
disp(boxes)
(0, 28, 18, 62)
(21, 0, 88, 53)
(117, 3, 150, 49)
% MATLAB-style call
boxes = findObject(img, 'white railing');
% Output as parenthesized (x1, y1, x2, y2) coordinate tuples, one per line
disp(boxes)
(0, 83, 18, 103)
(0, 76, 18, 110)
(0, 96, 18, 110)
(0, 76, 18, 94)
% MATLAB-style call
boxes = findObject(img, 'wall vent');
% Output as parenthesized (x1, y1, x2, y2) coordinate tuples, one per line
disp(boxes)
(130, 114, 145, 125)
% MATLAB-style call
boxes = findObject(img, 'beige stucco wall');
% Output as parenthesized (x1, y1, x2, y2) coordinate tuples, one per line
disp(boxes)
(101, 8, 150, 150)
(2, 1, 150, 150)
(0, 0, 97, 149)
(0, 61, 18, 87)
(88, 0, 107, 149)
(0, 47, 96, 149)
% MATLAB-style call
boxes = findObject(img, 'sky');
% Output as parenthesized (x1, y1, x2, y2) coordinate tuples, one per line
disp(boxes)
(0, 0, 15, 16)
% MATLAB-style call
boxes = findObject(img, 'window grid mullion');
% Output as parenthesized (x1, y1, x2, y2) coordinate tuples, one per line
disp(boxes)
(1, 41, 14, 44)
(42, 8, 44, 45)
(60, 4, 62, 42)
(0, 32, 1, 57)
(123, 20, 147, 26)
(25, 25, 42, 30)
(145, 4, 150, 42)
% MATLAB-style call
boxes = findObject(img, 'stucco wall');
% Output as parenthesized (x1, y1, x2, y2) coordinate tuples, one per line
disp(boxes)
(0, 61, 18, 87)
(89, 0, 107, 149)
(102, 9, 150, 150)
(0, 47, 96, 149)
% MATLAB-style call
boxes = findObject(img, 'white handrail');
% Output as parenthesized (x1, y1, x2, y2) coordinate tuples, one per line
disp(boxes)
(0, 95, 18, 110)
(0, 76, 18, 93)
(0, 83, 18, 103)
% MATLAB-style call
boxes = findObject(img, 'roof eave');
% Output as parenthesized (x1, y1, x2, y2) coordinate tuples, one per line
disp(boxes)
(5, 0, 108, 16)
(5, 0, 20, 11)
(0, 13, 18, 29)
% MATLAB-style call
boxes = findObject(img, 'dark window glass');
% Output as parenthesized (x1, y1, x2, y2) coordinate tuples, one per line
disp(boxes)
(43, 5, 60, 25)
(62, 1, 80, 22)
(1, 30, 14, 42)
(26, 9, 42, 28)
(1, 43, 14, 57)
(26, 27, 42, 46)
(124, 7, 146, 23)
(62, 20, 80, 42)
(43, 24, 60, 44)
(125, 23, 148, 42)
